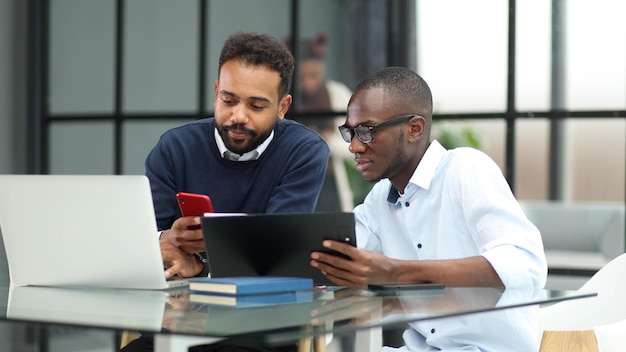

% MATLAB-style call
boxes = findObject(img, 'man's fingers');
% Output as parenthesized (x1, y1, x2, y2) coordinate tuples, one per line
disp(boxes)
(174, 216, 201, 228)
(323, 271, 358, 288)
(311, 251, 354, 272)
(312, 258, 357, 284)
(323, 240, 357, 257)
(164, 262, 180, 279)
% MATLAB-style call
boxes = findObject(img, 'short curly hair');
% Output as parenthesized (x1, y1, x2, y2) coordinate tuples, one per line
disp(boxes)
(353, 66, 433, 137)
(219, 32, 294, 98)
(355, 66, 433, 118)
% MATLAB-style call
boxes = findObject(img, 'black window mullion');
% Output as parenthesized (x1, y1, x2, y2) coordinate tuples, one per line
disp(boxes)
(113, 0, 125, 175)
(386, 0, 416, 70)
(505, 0, 517, 192)
(289, 0, 300, 104)
(37, 0, 50, 174)
(549, 0, 567, 200)
(197, 0, 207, 118)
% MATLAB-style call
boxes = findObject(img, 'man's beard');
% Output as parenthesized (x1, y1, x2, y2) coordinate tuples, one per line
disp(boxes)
(217, 122, 275, 155)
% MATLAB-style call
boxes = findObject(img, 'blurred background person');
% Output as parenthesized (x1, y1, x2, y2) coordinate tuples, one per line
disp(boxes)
(294, 33, 351, 115)
(288, 33, 355, 212)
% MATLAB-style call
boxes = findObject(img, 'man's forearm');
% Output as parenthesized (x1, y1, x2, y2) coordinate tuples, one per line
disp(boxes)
(393, 256, 504, 287)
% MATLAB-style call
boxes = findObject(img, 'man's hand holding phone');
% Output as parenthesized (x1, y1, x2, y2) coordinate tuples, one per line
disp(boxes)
(160, 192, 214, 254)
(160, 216, 205, 254)
(159, 192, 213, 277)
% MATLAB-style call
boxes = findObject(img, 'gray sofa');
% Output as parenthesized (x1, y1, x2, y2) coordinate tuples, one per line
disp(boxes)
(520, 201, 625, 274)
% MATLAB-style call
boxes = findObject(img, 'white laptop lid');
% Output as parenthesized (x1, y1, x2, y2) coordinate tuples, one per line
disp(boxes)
(0, 175, 184, 290)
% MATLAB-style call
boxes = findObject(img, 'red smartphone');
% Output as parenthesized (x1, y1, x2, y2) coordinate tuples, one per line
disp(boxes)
(176, 192, 214, 217)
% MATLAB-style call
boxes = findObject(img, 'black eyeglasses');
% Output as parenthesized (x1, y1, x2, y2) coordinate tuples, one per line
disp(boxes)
(338, 114, 416, 144)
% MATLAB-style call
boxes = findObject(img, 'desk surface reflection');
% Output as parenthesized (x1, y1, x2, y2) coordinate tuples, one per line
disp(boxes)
(0, 284, 595, 347)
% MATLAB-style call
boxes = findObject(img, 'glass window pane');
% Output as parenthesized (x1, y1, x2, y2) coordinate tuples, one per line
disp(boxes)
(417, 0, 508, 113)
(49, 121, 114, 174)
(565, 118, 625, 201)
(516, 0, 551, 111)
(122, 120, 194, 175)
(515, 119, 550, 200)
(205, 0, 290, 112)
(432, 119, 554, 202)
(565, 0, 626, 110)
(431, 119, 506, 170)
(49, 0, 115, 115)
(123, 0, 198, 113)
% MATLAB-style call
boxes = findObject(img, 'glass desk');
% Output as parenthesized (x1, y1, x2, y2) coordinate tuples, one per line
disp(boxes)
(0, 284, 595, 351)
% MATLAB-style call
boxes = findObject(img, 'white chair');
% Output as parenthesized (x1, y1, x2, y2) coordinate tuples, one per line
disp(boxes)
(538, 253, 626, 351)
(593, 318, 626, 352)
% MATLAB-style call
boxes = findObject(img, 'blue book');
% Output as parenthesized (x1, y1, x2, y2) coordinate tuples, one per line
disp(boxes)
(188, 276, 313, 295)
(189, 290, 314, 308)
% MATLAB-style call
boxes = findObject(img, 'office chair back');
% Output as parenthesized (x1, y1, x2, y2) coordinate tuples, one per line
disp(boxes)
(539, 253, 626, 331)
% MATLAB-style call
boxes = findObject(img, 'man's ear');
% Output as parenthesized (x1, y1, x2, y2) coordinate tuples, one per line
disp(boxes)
(408, 115, 426, 142)
(277, 94, 292, 120)
(213, 80, 219, 107)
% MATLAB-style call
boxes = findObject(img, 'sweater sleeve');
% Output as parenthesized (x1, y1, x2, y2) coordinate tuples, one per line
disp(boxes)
(145, 134, 179, 231)
(265, 136, 330, 213)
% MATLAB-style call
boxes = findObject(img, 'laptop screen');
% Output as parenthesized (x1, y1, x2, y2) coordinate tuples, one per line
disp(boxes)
(0, 175, 175, 290)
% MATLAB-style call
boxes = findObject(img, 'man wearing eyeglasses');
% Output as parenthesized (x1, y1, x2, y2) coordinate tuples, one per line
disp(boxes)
(310, 67, 547, 351)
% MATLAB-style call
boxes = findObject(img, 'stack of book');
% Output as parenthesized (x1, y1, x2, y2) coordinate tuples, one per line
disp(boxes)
(188, 276, 314, 308)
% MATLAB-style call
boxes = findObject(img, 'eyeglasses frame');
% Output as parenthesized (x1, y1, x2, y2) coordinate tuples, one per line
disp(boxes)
(338, 114, 417, 144)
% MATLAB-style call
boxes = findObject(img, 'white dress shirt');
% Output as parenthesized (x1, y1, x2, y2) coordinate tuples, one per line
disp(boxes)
(214, 128, 274, 161)
(355, 140, 547, 351)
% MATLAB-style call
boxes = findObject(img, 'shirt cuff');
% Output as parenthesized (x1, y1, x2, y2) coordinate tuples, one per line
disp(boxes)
(481, 245, 544, 289)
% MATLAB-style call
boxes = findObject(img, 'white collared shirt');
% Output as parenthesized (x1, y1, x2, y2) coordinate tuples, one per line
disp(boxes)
(214, 128, 274, 161)
(355, 139, 547, 351)
(354, 139, 546, 288)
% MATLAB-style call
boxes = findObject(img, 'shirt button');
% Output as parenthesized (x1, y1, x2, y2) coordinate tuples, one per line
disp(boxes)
(404, 201, 410, 207)
(417, 243, 422, 249)
(431, 328, 436, 334)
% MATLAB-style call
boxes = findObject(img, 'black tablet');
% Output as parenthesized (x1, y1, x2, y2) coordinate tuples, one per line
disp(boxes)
(368, 283, 445, 291)
(367, 283, 445, 298)
(201, 212, 356, 285)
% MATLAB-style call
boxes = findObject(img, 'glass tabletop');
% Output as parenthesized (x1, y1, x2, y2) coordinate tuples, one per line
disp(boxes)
(0, 284, 595, 344)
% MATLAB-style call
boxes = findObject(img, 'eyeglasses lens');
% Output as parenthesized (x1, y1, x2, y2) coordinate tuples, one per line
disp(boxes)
(339, 126, 373, 143)
(339, 126, 352, 143)
(354, 127, 373, 143)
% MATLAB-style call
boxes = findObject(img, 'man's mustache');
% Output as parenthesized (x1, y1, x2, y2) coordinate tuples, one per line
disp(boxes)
(222, 124, 258, 137)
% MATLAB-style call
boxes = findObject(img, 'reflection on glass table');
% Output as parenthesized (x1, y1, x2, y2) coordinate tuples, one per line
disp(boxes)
(0, 285, 596, 351)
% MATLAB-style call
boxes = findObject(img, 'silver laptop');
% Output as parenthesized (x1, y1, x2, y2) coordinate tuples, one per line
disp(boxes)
(0, 175, 188, 290)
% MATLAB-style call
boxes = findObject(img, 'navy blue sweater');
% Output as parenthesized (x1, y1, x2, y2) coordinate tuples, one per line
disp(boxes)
(145, 118, 330, 230)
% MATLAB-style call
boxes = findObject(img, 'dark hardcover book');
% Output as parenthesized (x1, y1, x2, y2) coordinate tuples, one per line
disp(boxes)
(188, 276, 314, 295)
(189, 289, 314, 308)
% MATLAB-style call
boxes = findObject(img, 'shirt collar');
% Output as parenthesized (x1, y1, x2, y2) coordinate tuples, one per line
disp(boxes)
(387, 139, 447, 203)
(214, 127, 274, 161)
